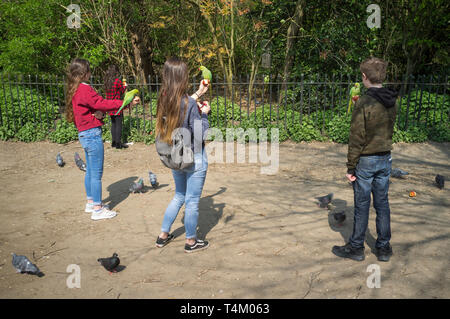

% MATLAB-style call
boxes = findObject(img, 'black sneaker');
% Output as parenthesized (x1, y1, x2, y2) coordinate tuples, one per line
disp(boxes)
(376, 244, 393, 262)
(184, 239, 209, 253)
(155, 234, 174, 248)
(111, 141, 117, 148)
(116, 143, 128, 149)
(332, 243, 365, 261)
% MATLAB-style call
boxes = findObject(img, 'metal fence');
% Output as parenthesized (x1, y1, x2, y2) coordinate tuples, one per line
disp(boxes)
(0, 73, 448, 135)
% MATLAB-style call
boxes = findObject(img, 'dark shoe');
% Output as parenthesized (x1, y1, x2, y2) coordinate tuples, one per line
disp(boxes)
(116, 143, 128, 149)
(376, 244, 393, 262)
(111, 141, 116, 148)
(332, 243, 365, 261)
(185, 239, 209, 253)
(156, 234, 174, 248)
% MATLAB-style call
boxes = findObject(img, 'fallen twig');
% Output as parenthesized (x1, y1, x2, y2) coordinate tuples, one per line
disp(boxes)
(302, 271, 321, 299)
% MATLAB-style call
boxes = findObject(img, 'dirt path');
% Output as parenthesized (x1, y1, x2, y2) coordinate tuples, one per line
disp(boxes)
(0, 140, 449, 298)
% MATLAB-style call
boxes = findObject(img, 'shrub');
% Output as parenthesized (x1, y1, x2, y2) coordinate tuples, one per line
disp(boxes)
(48, 120, 78, 144)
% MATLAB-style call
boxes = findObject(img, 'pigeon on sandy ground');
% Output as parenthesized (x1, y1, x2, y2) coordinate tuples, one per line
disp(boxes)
(316, 193, 333, 208)
(56, 153, 65, 167)
(98, 253, 120, 273)
(149, 171, 159, 189)
(391, 168, 409, 178)
(435, 174, 445, 189)
(129, 178, 144, 193)
(11, 253, 44, 277)
(74, 152, 86, 172)
(333, 211, 346, 225)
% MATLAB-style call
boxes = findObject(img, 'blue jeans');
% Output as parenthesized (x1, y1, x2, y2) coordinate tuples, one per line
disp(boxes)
(161, 150, 208, 239)
(78, 127, 104, 206)
(349, 153, 392, 249)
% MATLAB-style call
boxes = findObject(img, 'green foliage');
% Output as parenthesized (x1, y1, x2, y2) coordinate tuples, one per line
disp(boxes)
(48, 120, 79, 144)
(392, 124, 428, 143)
(0, 125, 15, 141)
(16, 122, 48, 142)
(326, 114, 351, 143)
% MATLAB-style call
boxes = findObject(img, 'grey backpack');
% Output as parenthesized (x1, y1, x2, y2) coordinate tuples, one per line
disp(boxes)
(155, 127, 194, 170)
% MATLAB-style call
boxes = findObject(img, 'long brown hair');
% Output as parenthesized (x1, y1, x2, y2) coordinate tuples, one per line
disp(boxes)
(156, 57, 189, 143)
(104, 64, 119, 94)
(65, 58, 90, 123)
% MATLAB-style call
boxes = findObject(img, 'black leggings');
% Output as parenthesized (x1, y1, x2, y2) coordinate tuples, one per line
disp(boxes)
(110, 114, 123, 144)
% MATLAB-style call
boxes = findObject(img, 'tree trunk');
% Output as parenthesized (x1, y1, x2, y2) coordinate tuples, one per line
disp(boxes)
(130, 30, 154, 84)
(279, 0, 305, 103)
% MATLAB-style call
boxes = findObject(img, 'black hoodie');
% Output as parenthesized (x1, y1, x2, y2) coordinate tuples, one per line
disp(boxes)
(366, 87, 398, 108)
(346, 86, 398, 174)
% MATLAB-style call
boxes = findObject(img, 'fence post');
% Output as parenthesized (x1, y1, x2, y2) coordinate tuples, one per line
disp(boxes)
(416, 75, 425, 126)
(239, 74, 243, 124)
(299, 73, 304, 125)
(14, 74, 23, 128)
(232, 74, 235, 127)
(403, 74, 413, 130)
(432, 75, 440, 126)
(269, 74, 272, 124)
(7, 74, 16, 132)
(0, 73, 7, 127)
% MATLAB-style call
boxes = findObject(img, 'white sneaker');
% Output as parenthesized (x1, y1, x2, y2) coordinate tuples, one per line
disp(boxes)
(85, 203, 94, 213)
(91, 207, 117, 220)
(85, 203, 109, 213)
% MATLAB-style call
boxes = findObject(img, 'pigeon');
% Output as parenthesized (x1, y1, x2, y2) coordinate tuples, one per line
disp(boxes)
(56, 153, 65, 167)
(316, 193, 333, 208)
(435, 174, 445, 189)
(98, 253, 120, 273)
(129, 178, 144, 193)
(74, 152, 86, 172)
(333, 211, 346, 224)
(391, 168, 409, 178)
(11, 253, 44, 277)
(149, 171, 159, 189)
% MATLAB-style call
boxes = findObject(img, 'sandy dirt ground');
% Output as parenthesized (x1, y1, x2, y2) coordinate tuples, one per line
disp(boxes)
(0, 139, 449, 299)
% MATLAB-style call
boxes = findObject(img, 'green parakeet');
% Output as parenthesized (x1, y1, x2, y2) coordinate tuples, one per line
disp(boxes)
(347, 83, 360, 114)
(114, 89, 139, 116)
(198, 66, 212, 85)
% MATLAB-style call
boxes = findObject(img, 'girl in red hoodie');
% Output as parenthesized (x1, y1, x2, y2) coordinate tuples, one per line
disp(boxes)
(65, 58, 140, 220)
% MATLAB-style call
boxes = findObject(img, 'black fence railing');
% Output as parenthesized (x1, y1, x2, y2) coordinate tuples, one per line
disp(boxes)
(0, 74, 448, 136)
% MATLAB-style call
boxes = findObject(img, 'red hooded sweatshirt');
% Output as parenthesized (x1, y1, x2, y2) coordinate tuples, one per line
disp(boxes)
(72, 82, 123, 132)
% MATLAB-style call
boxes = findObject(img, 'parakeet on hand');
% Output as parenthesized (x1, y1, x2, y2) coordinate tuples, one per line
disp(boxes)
(347, 83, 360, 114)
(114, 89, 139, 116)
(199, 66, 212, 86)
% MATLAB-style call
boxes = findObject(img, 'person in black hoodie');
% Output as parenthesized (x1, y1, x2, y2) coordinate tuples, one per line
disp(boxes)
(333, 57, 398, 262)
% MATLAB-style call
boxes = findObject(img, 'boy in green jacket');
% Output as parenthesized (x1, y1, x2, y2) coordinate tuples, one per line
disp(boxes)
(333, 57, 398, 262)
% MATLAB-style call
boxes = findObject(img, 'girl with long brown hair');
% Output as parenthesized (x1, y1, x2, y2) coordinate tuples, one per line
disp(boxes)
(155, 57, 211, 253)
(66, 58, 140, 220)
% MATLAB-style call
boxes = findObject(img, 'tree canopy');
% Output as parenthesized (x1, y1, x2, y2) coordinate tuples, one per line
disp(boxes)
(0, 0, 448, 80)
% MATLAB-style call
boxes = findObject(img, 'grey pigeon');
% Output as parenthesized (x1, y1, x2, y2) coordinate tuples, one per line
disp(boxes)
(149, 171, 159, 189)
(11, 253, 44, 277)
(391, 168, 409, 178)
(56, 153, 65, 167)
(74, 152, 86, 172)
(129, 178, 144, 193)
(333, 211, 346, 224)
(98, 253, 120, 272)
(316, 193, 333, 208)
(435, 174, 445, 189)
